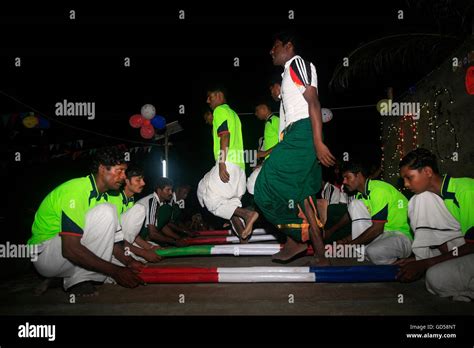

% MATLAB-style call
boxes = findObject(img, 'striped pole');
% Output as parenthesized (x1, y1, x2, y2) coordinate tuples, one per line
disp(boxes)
(192, 228, 268, 237)
(155, 244, 314, 257)
(139, 265, 399, 283)
(182, 234, 276, 246)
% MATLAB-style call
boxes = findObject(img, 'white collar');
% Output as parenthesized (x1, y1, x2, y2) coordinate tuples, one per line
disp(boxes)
(153, 192, 163, 206)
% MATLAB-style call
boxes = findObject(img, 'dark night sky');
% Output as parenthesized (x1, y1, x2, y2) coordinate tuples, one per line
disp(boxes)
(1, 1, 471, 240)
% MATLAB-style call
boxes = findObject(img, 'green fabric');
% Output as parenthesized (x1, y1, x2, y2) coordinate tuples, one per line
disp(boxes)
(108, 190, 134, 217)
(139, 203, 174, 239)
(263, 114, 280, 159)
(323, 204, 351, 243)
(355, 179, 412, 240)
(212, 103, 245, 170)
(254, 117, 322, 239)
(29, 174, 109, 245)
(441, 175, 474, 235)
(156, 245, 213, 257)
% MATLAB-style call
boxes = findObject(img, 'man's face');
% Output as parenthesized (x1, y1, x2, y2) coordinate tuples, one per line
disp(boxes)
(342, 171, 363, 193)
(400, 166, 431, 194)
(207, 91, 223, 111)
(100, 163, 127, 190)
(270, 40, 291, 66)
(157, 185, 174, 201)
(126, 175, 145, 195)
(176, 187, 190, 200)
(269, 83, 281, 102)
(255, 105, 270, 121)
(203, 111, 213, 126)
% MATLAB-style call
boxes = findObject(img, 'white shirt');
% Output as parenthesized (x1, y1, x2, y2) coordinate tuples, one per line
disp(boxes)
(280, 55, 318, 131)
(136, 192, 164, 227)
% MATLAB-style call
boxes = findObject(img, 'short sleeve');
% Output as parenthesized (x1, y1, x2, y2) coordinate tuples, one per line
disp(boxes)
(289, 58, 317, 94)
(369, 188, 390, 223)
(213, 106, 229, 136)
(59, 189, 87, 236)
(456, 190, 474, 235)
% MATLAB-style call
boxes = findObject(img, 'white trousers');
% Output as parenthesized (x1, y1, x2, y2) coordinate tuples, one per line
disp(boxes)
(197, 161, 246, 220)
(409, 191, 474, 301)
(246, 165, 262, 195)
(33, 203, 118, 290)
(347, 200, 412, 265)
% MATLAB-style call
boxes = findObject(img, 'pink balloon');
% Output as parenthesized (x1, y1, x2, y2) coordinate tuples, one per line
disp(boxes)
(129, 114, 144, 128)
(140, 124, 155, 139)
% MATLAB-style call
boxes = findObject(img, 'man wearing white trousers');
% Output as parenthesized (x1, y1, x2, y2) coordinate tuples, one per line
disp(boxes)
(335, 160, 413, 264)
(198, 87, 259, 240)
(398, 148, 474, 302)
(28, 148, 144, 296)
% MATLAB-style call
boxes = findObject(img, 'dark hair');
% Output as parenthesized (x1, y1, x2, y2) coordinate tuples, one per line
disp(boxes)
(155, 177, 173, 191)
(207, 85, 228, 99)
(126, 165, 144, 180)
(272, 30, 301, 53)
(90, 147, 126, 173)
(399, 148, 439, 174)
(255, 100, 272, 110)
(340, 159, 370, 178)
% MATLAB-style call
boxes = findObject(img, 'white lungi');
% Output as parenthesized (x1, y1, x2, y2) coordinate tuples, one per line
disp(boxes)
(409, 191, 474, 301)
(348, 199, 412, 265)
(33, 203, 118, 290)
(197, 161, 246, 220)
(246, 166, 262, 195)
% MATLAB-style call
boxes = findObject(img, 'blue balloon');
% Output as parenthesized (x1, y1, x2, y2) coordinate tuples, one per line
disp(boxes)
(151, 115, 166, 129)
(37, 117, 51, 129)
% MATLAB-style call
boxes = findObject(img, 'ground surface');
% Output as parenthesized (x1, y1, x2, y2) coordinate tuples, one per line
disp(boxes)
(0, 250, 472, 316)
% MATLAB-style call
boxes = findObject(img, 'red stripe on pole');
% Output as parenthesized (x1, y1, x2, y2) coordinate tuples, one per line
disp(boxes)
(139, 273, 219, 283)
(183, 236, 228, 245)
(193, 230, 230, 237)
(141, 266, 218, 274)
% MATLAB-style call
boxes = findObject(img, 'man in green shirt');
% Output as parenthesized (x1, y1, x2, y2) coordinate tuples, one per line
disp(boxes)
(29, 147, 144, 296)
(247, 101, 280, 195)
(197, 87, 259, 241)
(333, 160, 413, 264)
(398, 148, 474, 301)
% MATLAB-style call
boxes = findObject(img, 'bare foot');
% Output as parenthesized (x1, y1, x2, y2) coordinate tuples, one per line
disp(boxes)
(241, 211, 259, 239)
(34, 277, 62, 296)
(307, 257, 331, 267)
(272, 237, 308, 262)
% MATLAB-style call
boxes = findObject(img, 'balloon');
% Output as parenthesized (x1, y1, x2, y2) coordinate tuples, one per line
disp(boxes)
(151, 115, 166, 129)
(140, 124, 155, 139)
(377, 99, 390, 113)
(129, 114, 144, 128)
(141, 104, 156, 120)
(466, 66, 474, 95)
(143, 119, 151, 126)
(37, 117, 50, 129)
(23, 115, 39, 128)
(321, 108, 333, 123)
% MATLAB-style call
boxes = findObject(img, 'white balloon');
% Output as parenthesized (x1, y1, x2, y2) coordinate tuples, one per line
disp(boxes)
(141, 104, 156, 120)
(321, 108, 333, 123)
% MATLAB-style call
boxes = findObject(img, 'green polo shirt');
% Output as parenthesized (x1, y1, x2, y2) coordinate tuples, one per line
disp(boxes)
(440, 174, 474, 236)
(212, 103, 245, 171)
(263, 114, 280, 159)
(108, 190, 135, 216)
(355, 179, 412, 240)
(28, 174, 110, 245)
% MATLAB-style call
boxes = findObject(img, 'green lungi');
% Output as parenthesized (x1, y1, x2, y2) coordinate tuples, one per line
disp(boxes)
(254, 117, 322, 242)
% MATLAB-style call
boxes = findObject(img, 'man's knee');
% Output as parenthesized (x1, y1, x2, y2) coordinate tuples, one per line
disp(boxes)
(366, 243, 393, 265)
(425, 263, 448, 296)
